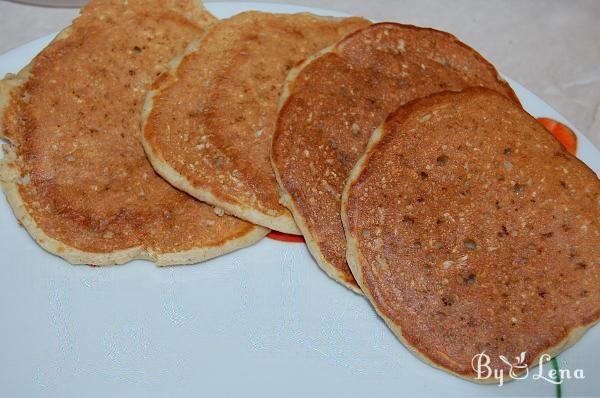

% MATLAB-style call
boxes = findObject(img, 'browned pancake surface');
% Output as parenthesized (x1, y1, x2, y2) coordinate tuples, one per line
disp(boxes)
(272, 23, 518, 291)
(343, 89, 600, 380)
(143, 12, 369, 234)
(0, 0, 266, 264)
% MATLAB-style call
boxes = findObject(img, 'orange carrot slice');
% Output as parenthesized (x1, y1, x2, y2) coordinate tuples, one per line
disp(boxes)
(537, 117, 578, 155)
(267, 231, 305, 243)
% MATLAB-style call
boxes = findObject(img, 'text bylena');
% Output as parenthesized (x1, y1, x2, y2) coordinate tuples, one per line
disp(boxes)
(471, 351, 585, 386)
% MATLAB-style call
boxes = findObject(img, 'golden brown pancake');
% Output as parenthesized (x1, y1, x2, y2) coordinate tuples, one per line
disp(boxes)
(272, 23, 519, 292)
(0, 0, 267, 266)
(142, 11, 369, 234)
(342, 88, 600, 382)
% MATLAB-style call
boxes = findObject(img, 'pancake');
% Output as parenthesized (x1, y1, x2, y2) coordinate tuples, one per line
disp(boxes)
(0, 0, 268, 266)
(272, 23, 519, 292)
(342, 88, 600, 382)
(142, 12, 369, 234)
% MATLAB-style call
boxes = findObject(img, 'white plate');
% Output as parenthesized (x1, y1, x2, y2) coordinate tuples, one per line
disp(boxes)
(0, 2, 598, 397)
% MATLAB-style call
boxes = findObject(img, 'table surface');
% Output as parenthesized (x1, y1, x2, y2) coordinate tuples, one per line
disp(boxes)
(1, 0, 599, 147)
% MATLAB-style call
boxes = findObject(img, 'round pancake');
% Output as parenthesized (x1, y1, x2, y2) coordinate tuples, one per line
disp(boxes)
(272, 23, 519, 292)
(0, 0, 267, 266)
(142, 12, 369, 234)
(342, 88, 600, 382)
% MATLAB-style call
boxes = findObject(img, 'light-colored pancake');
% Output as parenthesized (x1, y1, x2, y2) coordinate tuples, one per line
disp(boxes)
(342, 88, 600, 382)
(272, 23, 519, 292)
(0, 0, 267, 266)
(142, 11, 369, 234)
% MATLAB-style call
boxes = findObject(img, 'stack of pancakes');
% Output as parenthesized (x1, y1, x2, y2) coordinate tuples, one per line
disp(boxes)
(0, 1, 367, 264)
(1, 0, 598, 383)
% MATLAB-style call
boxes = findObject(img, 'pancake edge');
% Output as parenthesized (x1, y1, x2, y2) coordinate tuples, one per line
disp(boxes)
(272, 43, 362, 294)
(341, 88, 599, 383)
(0, 17, 268, 266)
(141, 13, 309, 235)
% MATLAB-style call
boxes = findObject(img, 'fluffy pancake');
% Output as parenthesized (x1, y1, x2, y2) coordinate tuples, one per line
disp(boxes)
(142, 12, 369, 234)
(342, 88, 600, 381)
(0, 0, 267, 266)
(272, 23, 519, 292)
